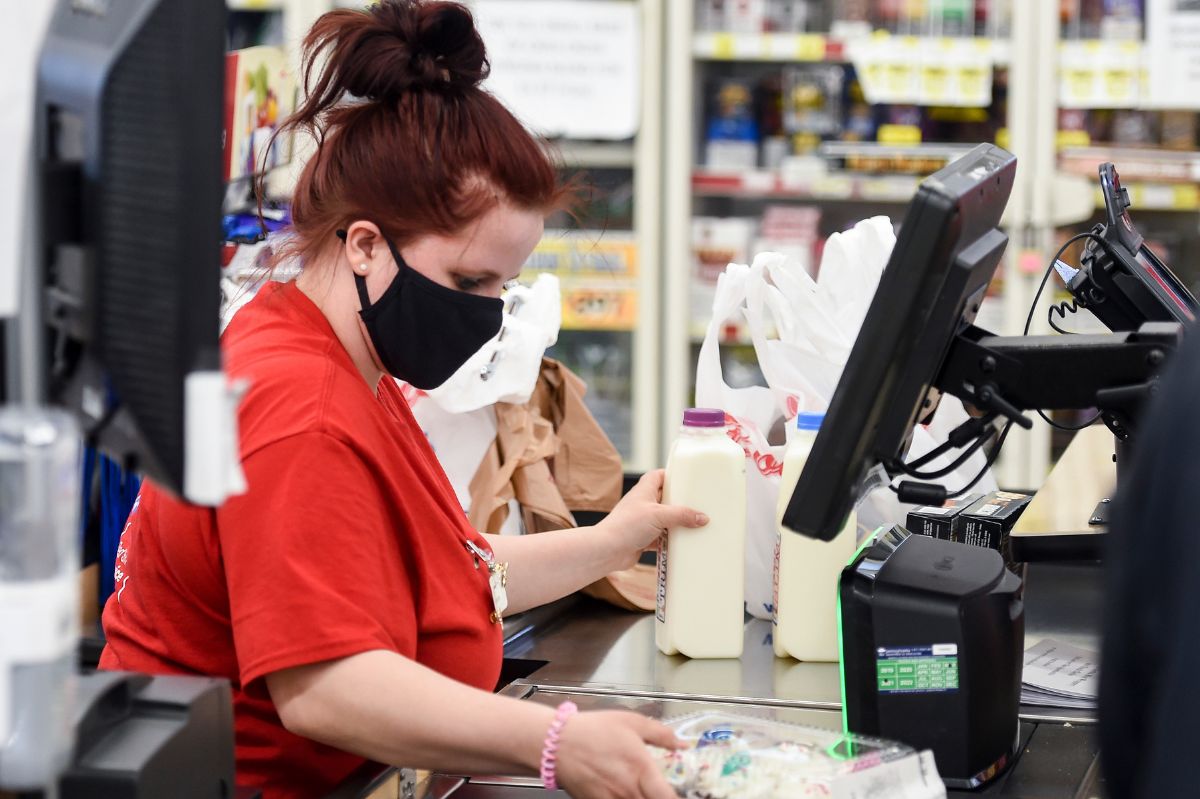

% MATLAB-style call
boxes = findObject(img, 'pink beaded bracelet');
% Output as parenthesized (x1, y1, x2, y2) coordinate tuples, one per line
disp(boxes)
(539, 700, 578, 791)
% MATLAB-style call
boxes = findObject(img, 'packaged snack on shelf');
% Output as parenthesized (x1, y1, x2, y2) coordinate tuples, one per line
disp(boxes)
(932, 0, 974, 37)
(652, 712, 946, 799)
(1161, 111, 1198, 152)
(983, 0, 1013, 39)
(1099, 0, 1141, 41)
(765, 0, 811, 32)
(877, 0, 904, 32)
(698, 0, 729, 32)
(756, 205, 821, 277)
(705, 79, 761, 169)
(1110, 110, 1156, 147)
(841, 82, 878, 143)
(782, 65, 844, 147)
(727, 0, 769, 33)
(693, 218, 758, 284)
(831, 0, 872, 38)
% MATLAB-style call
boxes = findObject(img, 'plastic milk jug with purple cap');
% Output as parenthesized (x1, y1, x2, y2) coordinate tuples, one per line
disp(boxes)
(656, 408, 747, 659)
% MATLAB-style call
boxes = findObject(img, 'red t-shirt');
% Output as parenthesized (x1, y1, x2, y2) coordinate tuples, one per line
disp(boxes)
(99, 280, 503, 798)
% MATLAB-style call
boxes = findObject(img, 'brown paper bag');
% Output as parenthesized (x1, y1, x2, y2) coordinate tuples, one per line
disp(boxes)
(467, 358, 655, 611)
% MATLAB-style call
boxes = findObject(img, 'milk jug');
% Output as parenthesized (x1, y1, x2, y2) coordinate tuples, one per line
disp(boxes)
(773, 412, 857, 661)
(656, 408, 746, 659)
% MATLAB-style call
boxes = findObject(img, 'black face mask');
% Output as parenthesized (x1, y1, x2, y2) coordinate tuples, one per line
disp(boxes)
(352, 236, 503, 389)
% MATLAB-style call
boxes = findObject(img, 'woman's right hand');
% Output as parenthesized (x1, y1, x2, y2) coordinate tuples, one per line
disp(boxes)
(554, 710, 681, 799)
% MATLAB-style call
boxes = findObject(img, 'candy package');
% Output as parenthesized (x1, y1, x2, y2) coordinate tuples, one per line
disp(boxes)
(652, 712, 946, 799)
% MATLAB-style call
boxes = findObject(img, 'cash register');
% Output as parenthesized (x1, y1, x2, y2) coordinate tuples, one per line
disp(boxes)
(781, 144, 1190, 787)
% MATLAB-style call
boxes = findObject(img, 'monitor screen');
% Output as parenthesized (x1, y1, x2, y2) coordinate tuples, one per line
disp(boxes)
(37, 0, 227, 500)
(781, 144, 1017, 542)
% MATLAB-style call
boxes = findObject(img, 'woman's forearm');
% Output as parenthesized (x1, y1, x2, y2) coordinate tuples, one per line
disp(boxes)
(267, 650, 554, 774)
(483, 527, 623, 614)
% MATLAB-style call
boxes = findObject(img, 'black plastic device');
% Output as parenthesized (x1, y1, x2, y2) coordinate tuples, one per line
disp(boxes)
(1067, 163, 1197, 332)
(36, 0, 226, 496)
(58, 672, 236, 798)
(782, 144, 1017, 541)
(840, 526, 1024, 789)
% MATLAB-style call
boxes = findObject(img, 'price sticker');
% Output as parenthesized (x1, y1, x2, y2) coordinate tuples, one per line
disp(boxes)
(1102, 67, 1137, 106)
(795, 34, 826, 61)
(878, 124, 921, 145)
(712, 33, 734, 60)
(921, 64, 950, 104)
(1173, 185, 1199, 211)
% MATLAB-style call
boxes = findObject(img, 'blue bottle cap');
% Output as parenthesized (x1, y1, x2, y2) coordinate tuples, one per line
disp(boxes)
(796, 412, 824, 431)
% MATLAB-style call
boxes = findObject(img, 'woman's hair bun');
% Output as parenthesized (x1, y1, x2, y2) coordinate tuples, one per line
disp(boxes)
(305, 0, 489, 106)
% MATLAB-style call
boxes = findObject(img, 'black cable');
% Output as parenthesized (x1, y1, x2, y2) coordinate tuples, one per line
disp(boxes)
(899, 424, 999, 481)
(1024, 232, 1101, 337)
(1026, 232, 1108, 432)
(902, 412, 997, 471)
(889, 422, 1011, 499)
(944, 421, 1013, 499)
(1047, 298, 1083, 335)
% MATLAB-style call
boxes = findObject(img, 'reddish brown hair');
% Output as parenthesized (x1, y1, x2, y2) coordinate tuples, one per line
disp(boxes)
(268, 0, 573, 265)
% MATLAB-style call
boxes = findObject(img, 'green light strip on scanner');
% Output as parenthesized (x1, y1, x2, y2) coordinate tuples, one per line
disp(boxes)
(836, 527, 885, 737)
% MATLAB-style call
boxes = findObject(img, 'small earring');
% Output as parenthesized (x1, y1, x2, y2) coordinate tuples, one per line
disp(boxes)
(357, 263, 369, 273)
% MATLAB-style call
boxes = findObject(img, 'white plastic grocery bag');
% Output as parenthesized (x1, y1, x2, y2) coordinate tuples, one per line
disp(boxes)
(695, 218, 997, 619)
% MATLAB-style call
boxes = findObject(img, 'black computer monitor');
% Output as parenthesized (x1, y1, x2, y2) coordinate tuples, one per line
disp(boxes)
(782, 144, 1017, 542)
(36, 0, 226, 498)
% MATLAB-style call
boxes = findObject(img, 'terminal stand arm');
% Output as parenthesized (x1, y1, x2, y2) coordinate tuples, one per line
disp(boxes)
(934, 322, 1182, 445)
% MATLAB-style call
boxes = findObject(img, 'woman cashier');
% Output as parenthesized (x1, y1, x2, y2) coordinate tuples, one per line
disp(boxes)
(98, 3, 707, 797)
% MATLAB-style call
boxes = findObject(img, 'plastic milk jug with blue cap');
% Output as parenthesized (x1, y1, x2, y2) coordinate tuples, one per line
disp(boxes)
(773, 412, 857, 661)
(656, 408, 746, 659)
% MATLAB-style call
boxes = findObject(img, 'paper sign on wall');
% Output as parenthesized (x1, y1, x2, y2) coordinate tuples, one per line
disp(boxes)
(1145, 0, 1200, 109)
(470, 0, 640, 140)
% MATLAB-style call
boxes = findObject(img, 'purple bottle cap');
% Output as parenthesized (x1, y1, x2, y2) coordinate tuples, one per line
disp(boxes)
(682, 408, 727, 428)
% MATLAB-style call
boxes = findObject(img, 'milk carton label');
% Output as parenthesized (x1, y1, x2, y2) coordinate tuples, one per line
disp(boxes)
(771, 534, 781, 626)
(655, 535, 668, 623)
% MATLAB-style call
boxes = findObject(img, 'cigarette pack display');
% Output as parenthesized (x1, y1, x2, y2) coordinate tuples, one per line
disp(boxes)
(653, 712, 945, 799)
(906, 493, 983, 541)
(960, 491, 1032, 552)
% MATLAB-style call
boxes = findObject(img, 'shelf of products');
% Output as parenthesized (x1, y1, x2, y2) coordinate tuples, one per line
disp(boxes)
(663, 1, 1020, 463)
(694, 31, 1011, 67)
(227, 0, 286, 10)
(692, 168, 920, 201)
(501, 0, 664, 471)
(552, 140, 638, 170)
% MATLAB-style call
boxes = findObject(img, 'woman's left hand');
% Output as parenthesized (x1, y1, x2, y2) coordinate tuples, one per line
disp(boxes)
(597, 470, 708, 571)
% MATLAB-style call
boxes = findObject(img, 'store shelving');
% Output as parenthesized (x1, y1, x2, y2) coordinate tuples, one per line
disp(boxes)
(692, 168, 920, 202)
(663, 0, 1026, 467)
(692, 32, 1011, 66)
(227, 0, 287, 10)
(500, 0, 663, 472)
(1028, 1, 1200, 476)
(553, 141, 638, 170)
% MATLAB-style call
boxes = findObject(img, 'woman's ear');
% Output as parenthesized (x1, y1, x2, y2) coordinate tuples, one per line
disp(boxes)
(342, 221, 387, 274)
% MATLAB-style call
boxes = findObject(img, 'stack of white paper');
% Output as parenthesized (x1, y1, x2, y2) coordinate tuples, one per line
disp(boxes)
(1020, 638, 1099, 710)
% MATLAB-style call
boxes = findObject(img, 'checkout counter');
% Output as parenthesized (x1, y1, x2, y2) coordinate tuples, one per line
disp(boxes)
(348, 427, 1114, 799)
